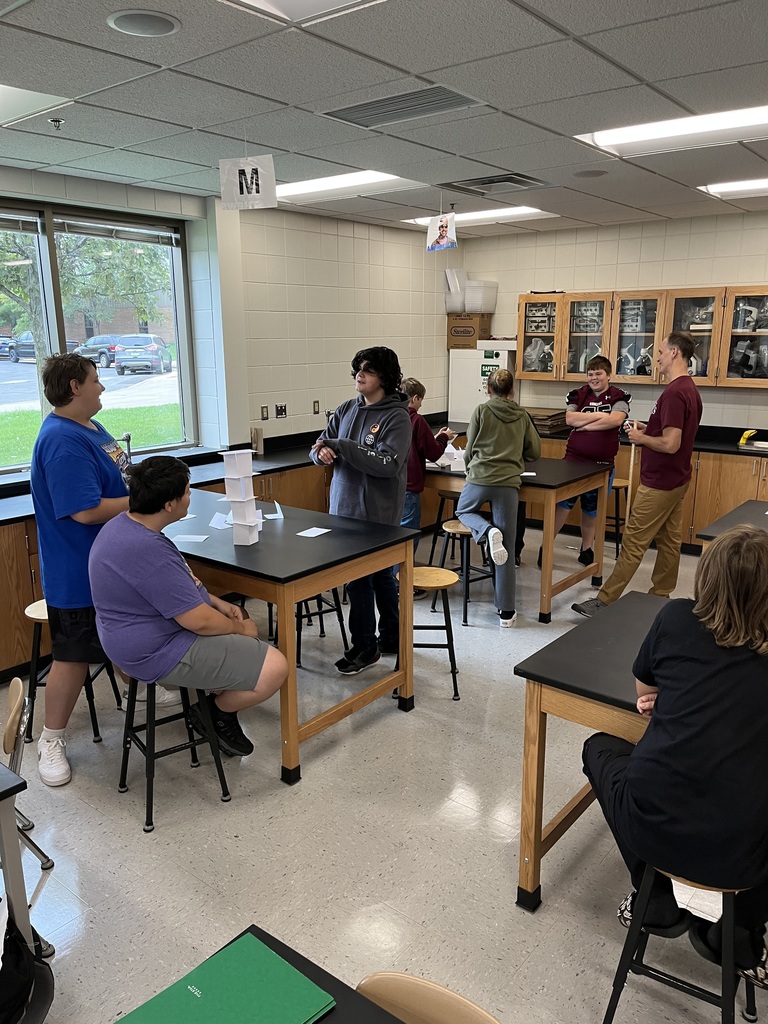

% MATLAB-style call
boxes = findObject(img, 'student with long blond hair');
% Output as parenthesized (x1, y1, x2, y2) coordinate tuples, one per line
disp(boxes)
(582, 524, 768, 989)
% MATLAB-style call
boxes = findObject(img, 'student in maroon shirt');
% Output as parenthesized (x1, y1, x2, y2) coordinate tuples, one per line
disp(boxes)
(573, 332, 702, 617)
(540, 356, 630, 569)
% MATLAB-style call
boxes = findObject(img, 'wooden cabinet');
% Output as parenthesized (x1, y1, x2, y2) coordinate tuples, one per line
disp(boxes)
(661, 288, 726, 386)
(561, 292, 613, 382)
(608, 291, 667, 387)
(0, 519, 43, 677)
(715, 287, 768, 387)
(199, 464, 328, 512)
(517, 293, 563, 381)
(689, 451, 764, 540)
(757, 459, 768, 501)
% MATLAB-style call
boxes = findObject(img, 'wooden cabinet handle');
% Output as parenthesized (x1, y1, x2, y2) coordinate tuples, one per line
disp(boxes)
(763, 461, 767, 482)
(754, 460, 758, 476)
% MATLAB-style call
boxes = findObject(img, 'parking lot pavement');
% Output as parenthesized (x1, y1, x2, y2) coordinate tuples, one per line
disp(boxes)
(0, 359, 178, 411)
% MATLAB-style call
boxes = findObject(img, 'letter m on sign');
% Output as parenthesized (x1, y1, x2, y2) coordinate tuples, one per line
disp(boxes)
(238, 167, 260, 196)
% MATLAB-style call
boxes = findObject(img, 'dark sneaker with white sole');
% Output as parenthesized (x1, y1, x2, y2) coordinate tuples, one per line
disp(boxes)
(335, 646, 381, 675)
(617, 891, 693, 937)
(188, 696, 254, 757)
(571, 596, 606, 617)
(577, 547, 594, 566)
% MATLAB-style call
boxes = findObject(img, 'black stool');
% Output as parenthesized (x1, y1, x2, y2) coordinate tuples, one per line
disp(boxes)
(24, 599, 121, 744)
(434, 520, 494, 626)
(427, 488, 463, 566)
(603, 863, 758, 1024)
(411, 567, 460, 700)
(268, 589, 348, 667)
(607, 477, 630, 558)
(118, 679, 230, 833)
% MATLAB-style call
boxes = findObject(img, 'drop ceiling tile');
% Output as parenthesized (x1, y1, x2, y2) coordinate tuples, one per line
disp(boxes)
(154, 168, 223, 193)
(477, 138, 612, 173)
(208, 107, 370, 151)
(0, 129, 109, 166)
(373, 155, 509, 185)
(655, 63, 768, 114)
(629, 145, 768, 188)
(272, 153, 361, 181)
(3, 0, 281, 65)
(641, 199, 739, 218)
(175, 28, 401, 107)
(0, 24, 157, 97)
(744, 140, 768, 162)
(308, 77, 429, 115)
(0, 157, 43, 170)
(521, 0, 735, 34)
(585, 0, 768, 81)
(44, 164, 142, 184)
(729, 196, 768, 211)
(385, 112, 555, 152)
(306, 133, 440, 168)
(129, 131, 285, 166)
(290, 196, 406, 215)
(307, 0, 564, 74)
(61, 150, 207, 179)
(430, 41, 637, 110)
(11, 103, 187, 148)
(85, 71, 283, 129)
(516, 85, 689, 136)
(375, 188, 520, 213)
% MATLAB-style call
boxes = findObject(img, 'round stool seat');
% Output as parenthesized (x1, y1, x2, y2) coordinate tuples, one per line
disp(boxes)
(437, 488, 462, 500)
(658, 868, 742, 894)
(442, 519, 471, 537)
(412, 567, 459, 592)
(24, 599, 48, 623)
(612, 477, 629, 491)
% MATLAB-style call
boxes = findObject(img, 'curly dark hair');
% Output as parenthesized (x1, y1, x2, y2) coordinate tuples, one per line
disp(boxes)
(350, 347, 403, 395)
(127, 456, 190, 515)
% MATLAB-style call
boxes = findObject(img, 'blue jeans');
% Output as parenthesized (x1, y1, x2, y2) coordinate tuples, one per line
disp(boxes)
(400, 491, 421, 554)
(346, 569, 400, 652)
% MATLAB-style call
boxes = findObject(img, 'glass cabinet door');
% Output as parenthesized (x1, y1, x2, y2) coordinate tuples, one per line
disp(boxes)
(518, 297, 558, 378)
(664, 290, 724, 385)
(719, 289, 768, 387)
(563, 295, 609, 380)
(611, 294, 663, 384)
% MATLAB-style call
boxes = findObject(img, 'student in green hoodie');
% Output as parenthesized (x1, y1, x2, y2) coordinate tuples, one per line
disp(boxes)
(456, 368, 540, 627)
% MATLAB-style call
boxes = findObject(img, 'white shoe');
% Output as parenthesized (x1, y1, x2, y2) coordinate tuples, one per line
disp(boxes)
(499, 610, 518, 628)
(38, 735, 72, 787)
(487, 527, 508, 565)
(123, 684, 183, 707)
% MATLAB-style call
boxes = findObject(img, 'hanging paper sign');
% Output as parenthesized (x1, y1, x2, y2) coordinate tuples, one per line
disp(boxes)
(426, 211, 458, 252)
(219, 154, 277, 210)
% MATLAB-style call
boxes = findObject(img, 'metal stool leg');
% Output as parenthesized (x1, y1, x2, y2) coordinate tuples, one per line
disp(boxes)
(18, 830, 54, 871)
(82, 670, 102, 742)
(613, 487, 621, 558)
(427, 495, 446, 566)
(143, 684, 156, 833)
(743, 979, 757, 1022)
(267, 603, 275, 641)
(440, 587, 460, 700)
(602, 863, 656, 1024)
(118, 680, 138, 793)
(180, 689, 199, 767)
(721, 893, 736, 1024)
(332, 588, 348, 650)
(461, 535, 470, 626)
(25, 622, 43, 743)
(316, 596, 326, 637)
(104, 660, 122, 710)
(195, 691, 231, 804)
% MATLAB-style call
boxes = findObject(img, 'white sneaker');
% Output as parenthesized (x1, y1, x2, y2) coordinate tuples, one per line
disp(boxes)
(38, 735, 72, 787)
(123, 684, 183, 707)
(487, 527, 508, 565)
(499, 610, 518, 628)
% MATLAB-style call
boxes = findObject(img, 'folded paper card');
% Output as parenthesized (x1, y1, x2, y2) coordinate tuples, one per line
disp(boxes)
(297, 527, 330, 538)
(218, 449, 255, 477)
(116, 930, 335, 1024)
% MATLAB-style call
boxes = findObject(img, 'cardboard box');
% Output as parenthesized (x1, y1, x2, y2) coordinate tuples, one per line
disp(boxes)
(447, 313, 492, 349)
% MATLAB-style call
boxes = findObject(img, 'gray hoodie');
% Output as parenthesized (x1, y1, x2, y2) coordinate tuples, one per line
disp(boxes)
(310, 392, 411, 525)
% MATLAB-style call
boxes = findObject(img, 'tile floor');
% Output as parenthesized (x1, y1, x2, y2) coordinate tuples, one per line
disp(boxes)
(2, 530, 754, 1024)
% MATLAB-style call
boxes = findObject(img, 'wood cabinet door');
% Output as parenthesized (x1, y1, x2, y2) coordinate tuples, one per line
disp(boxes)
(661, 288, 725, 386)
(608, 290, 667, 387)
(691, 452, 759, 539)
(756, 458, 768, 501)
(517, 294, 562, 382)
(0, 522, 37, 672)
(267, 465, 327, 512)
(716, 286, 768, 388)
(560, 291, 613, 382)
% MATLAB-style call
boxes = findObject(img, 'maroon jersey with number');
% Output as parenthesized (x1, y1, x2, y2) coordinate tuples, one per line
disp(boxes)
(564, 384, 631, 465)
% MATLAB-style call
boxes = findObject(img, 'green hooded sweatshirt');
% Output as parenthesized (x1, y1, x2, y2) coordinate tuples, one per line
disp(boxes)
(464, 397, 541, 487)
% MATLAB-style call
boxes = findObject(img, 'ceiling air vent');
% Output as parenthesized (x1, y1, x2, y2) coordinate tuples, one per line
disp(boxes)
(437, 172, 551, 196)
(322, 86, 480, 129)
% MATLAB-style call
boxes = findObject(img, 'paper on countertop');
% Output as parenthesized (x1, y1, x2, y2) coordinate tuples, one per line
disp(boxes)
(264, 501, 284, 520)
(208, 512, 232, 530)
(217, 496, 229, 502)
(522, 471, 536, 476)
(297, 527, 330, 537)
(171, 534, 208, 543)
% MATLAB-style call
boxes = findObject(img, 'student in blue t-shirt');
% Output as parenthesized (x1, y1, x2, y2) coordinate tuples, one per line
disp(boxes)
(30, 355, 132, 787)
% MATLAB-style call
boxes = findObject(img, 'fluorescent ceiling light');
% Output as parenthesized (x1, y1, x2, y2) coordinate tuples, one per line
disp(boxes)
(276, 169, 398, 198)
(698, 177, 768, 199)
(576, 105, 768, 157)
(403, 207, 559, 227)
(0, 84, 72, 128)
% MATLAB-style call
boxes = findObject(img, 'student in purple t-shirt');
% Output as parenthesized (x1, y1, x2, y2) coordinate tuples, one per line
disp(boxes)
(89, 457, 288, 757)
(540, 355, 630, 569)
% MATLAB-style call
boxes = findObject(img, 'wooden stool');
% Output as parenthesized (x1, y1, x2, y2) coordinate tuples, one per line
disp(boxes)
(604, 863, 758, 1024)
(23, 599, 122, 744)
(427, 488, 463, 566)
(608, 477, 629, 558)
(118, 679, 230, 833)
(411, 567, 460, 701)
(435, 521, 494, 626)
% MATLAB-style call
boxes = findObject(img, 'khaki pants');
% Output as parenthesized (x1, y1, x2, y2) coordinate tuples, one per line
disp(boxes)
(599, 481, 689, 605)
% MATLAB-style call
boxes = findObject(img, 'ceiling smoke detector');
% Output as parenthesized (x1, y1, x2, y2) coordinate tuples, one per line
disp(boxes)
(107, 10, 181, 36)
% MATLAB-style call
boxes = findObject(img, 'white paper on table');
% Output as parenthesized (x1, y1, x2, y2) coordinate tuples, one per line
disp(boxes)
(208, 512, 232, 530)
(521, 471, 536, 476)
(181, 513, 196, 520)
(171, 534, 208, 543)
(217, 496, 229, 502)
(264, 501, 284, 520)
(297, 527, 330, 537)
(443, 443, 458, 458)
(225, 510, 233, 524)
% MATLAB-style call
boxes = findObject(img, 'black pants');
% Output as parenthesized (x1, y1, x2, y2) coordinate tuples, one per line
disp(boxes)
(582, 732, 768, 968)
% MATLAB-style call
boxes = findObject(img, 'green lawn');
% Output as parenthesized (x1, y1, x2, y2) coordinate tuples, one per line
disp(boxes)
(1, 403, 184, 467)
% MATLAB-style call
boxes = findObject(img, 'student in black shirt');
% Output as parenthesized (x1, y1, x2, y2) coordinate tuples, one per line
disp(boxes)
(583, 524, 768, 988)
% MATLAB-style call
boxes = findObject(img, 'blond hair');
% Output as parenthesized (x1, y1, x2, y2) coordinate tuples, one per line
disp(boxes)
(487, 368, 515, 397)
(693, 524, 768, 655)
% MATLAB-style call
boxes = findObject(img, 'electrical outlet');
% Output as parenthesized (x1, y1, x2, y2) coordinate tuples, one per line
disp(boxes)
(260, 405, 269, 421)
(313, 400, 320, 415)
(276, 404, 287, 418)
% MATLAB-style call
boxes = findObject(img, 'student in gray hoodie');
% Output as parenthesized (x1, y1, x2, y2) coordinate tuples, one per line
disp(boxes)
(310, 347, 411, 674)
(457, 368, 540, 627)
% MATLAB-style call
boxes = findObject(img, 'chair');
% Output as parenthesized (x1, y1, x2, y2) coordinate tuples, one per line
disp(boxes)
(356, 971, 502, 1024)
(24, 599, 122, 744)
(608, 477, 629, 558)
(603, 863, 758, 1024)
(434, 520, 494, 626)
(3, 677, 54, 871)
(408, 567, 460, 700)
(118, 679, 230, 833)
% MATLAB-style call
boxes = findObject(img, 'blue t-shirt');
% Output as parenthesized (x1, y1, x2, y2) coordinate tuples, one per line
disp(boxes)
(30, 413, 128, 608)
(89, 513, 210, 683)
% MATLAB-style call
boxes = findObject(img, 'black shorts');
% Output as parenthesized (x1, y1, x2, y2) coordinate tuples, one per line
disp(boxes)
(48, 606, 107, 664)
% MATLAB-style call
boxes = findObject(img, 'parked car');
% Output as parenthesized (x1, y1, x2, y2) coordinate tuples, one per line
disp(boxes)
(0, 337, 12, 358)
(8, 331, 35, 361)
(114, 334, 172, 375)
(74, 334, 122, 368)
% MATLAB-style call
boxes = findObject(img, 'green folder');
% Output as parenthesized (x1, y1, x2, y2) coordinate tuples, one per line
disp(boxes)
(116, 931, 336, 1024)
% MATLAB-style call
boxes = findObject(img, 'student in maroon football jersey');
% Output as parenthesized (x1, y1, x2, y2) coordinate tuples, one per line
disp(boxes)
(539, 356, 630, 568)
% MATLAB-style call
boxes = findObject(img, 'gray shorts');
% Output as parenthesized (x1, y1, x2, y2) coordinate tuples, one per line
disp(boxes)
(156, 634, 268, 692)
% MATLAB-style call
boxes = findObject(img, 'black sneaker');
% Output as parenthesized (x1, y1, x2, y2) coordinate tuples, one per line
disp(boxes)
(578, 547, 594, 566)
(188, 697, 254, 757)
(537, 546, 542, 569)
(335, 646, 381, 674)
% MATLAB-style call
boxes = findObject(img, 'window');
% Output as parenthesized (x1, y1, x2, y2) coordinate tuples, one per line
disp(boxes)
(0, 206, 194, 471)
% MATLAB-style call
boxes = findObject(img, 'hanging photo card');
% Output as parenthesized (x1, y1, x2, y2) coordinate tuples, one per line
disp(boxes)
(426, 212, 458, 253)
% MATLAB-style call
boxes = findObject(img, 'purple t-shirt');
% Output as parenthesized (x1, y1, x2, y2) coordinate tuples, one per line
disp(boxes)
(88, 513, 210, 683)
